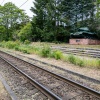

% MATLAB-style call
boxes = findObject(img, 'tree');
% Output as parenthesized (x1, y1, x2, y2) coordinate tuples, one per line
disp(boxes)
(96, 0, 100, 19)
(18, 23, 32, 42)
(31, 0, 65, 42)
(30, 0, 46, 41)
(0, 2, 29, 41)
(30, 0, 100, 42)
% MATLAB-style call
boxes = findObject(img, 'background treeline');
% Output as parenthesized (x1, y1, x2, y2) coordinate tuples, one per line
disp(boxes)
(0, 0, 100, 42)
(0, 2, 29, 41)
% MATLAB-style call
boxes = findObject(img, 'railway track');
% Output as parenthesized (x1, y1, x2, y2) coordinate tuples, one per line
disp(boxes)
(1, 50, 100, 92)
(0, 50, 100, 100)
(9, 52, 100, 92)
(51, 46, 100, 58)
(0, 58, 49, 100)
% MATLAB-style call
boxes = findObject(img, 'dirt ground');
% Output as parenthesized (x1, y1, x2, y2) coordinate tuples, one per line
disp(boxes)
(0, 81, 11, 100)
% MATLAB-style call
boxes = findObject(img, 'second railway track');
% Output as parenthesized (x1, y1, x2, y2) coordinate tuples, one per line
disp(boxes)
(0, 50, 100, 100)
(51, 46, 100, 58)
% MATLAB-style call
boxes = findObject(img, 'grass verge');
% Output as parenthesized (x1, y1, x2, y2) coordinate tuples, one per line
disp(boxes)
(0, 41, 100, 69)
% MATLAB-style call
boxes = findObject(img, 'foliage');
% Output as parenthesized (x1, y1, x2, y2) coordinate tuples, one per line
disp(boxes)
(75, 58, 84, 67)
(96, 0, 100, 19)
(30, 0, 70, 42)
(0, 41, 100, 68)
(18, 23, 32, 42)
(51, 50, 63, 60)
(0, 25, 6, 41)
(1, 41, 20, 49)
(68, 55, 76, 64)
(97, 60, 100, 69)
(0, 2, 29, 41)
(24, 40, 31, 45)
(40, 45, 51, 57)
(30, 0, 99, 42)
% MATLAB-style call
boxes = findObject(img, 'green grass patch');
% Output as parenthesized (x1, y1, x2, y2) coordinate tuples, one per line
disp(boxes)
(40, 45, 51, 57)
(0, 41, 20, 49)
(51, 50, 63, 60)
(0, 41, 100, 69)
(68, 55, 76, 65)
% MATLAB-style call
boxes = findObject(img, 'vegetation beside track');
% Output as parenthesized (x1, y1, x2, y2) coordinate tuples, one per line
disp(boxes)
(0, 41, 100, 69)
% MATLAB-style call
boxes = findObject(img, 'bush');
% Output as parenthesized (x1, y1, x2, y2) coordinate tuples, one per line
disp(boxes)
(14, 46, 19, 51)
(51, 50, 63, 60)
(40, 46, 51, 57)
(5, 41, 19, 49)
(18, 23, 32, 41)
(17, 47, 30, 54)
(68, 55, 76, 64)
(0, 41, 6, 47)
(76, 58, 84, 67)
(97, 60, 100, 69)
(24, 40, 30, 45)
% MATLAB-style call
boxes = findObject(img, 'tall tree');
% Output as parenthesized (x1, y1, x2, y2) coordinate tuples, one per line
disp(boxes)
(30, 0, 99, 42)
(30, 0, 45, 41)
(0, 2, 29, 41)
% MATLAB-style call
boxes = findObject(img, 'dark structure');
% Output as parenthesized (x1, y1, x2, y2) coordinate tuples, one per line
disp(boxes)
(70, 27, 100, 45)
(70, 27, 98, 39)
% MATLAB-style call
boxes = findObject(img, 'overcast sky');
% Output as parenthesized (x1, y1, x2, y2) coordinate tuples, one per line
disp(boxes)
(0, 0, 34, 17)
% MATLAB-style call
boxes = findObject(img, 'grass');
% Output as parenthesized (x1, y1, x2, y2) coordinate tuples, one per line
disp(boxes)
(40, 45, 51, 57)
(31, 42, 100, 49)
(51, 50, 63, 60)
(0, 41, 100, 69)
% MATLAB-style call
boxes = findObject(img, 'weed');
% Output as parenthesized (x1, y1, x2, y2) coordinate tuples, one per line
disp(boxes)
(97, 60, 100, 69)
(76, 58, 84, 67)
(68, 55, 76, 64)
(14, 46, 19, 51)
(51, 50, 63, 60)
(24, 40, 30, 45)
(5, 41, 19, 49)
(0, 41, 100, 69)
(40, 45, 51, 57)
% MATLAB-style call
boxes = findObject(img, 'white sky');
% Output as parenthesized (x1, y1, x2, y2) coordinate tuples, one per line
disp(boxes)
(0, 0, 34, 17)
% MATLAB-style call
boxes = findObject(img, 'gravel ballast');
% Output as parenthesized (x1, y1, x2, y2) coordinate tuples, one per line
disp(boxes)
(0, 57, 48, 100)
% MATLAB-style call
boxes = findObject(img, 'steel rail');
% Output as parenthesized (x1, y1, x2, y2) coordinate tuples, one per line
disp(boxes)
(52, 47, 100, 58)
(0, 50, 100, 99)
(14, 53, 100, 84)
(0, 56, 61, 100)
(5, 50, 100, 84)
(51, 46, 100, 51)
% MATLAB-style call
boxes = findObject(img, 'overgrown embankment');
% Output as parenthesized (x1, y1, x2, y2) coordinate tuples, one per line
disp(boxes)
(0, 41, 100, 69)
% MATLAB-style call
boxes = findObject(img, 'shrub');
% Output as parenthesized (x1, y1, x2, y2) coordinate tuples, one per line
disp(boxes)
(17, 47, 30, 54)
(24, 40, 30, 45)
(97, 60, 100, 69)
(5, 41, 19, 49)
(76, 58, 84, 67)
(14, 46, 19, 51)
(68, 55, 76, 64)
(40, 46, 51, 57)
(18, 23, 32, 42)
(51, 50, 63, 60)
(0, 41, 6, 47)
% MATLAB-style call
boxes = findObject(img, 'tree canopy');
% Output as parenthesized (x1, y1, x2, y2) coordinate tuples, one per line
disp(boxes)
(0, 2, 29, 41)
(0, 1, 100, 42)
(30, 0, 100, 42)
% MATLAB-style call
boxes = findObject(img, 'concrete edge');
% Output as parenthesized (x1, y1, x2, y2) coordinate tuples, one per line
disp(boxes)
(0, 74, 18, 100)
